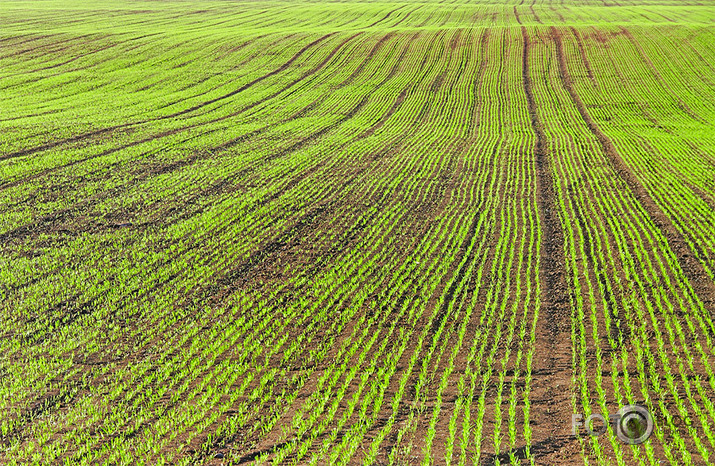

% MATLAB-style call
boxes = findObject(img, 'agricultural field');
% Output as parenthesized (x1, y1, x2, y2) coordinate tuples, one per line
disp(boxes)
(1, 0, 715, 464)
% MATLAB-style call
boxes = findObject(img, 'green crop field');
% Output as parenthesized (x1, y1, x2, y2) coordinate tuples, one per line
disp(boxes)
(1, 0, 714, 464)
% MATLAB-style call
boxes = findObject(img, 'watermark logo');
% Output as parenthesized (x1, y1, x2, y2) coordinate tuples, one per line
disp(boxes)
(572, 405, 654, 445)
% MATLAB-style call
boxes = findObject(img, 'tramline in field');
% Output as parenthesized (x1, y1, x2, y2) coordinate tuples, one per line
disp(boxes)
(1, 0, 715, 464)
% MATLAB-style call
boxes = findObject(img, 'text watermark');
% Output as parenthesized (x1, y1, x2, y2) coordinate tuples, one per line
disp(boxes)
(572, 405, 655, 445)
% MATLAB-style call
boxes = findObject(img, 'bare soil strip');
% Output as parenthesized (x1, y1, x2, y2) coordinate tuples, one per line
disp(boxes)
(552, 26, 715, 307)
(618, 27, 710, 127)
(520, 25, 576, 461)
(1, 34, 336, 160)
(530, 0, 543, 24)
(162, 33, 337, 119)
(212, 33, 363, 123)
(390, 5, 423, 29)
(366, 5, 406, 29)
(569, 26, 597, 88)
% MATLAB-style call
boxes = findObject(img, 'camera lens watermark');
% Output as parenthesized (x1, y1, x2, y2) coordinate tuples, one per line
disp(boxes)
(616, 405, 654, 444)
(572, 405, 654, 445)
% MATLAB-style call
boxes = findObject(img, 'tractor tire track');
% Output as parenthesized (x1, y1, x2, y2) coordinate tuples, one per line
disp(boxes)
(552, 26, 715, 305)
(0, 34, 334, 161)
(0, 32, 390, 213)
(570, 26, 597, 87)
(467, 28, 491, 134)
(530, 0, 543, 24)
(365, 5, 405, 29)
(521, 25, 575, 461)
(8, 42, 120, 76)
(619, 26, 711, 127)
(157, 33, 336, 120)
(336, 33, 394, 89)
(211, 32, 362, 123)
(0, 34, 93, 61)
(389, 5, 423, 29)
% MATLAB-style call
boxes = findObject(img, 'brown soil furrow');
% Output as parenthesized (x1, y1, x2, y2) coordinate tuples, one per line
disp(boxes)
(0, 34, 334, 161)
(552, 26, 715, 304)
(212, 33, 363, 123)
(530, 0, 543, 24)
(1, 68, 372, 242)
(15, 42, 120, 75)
(0, 121, 210, 192)
(232, 35, 450, 457)
(365, 5, 405, 29)
(0, 34, 93, 61)
(0, 122, 135, 161)
(570, 26, 597, 88)
(520, 25, 575, 460)
(481, 435, 573, 465)
(619, 26, 711, 127)
(336, 33, 394, 89)
(467, 28, 491, 133)
(389, 5, 423, 29)
(550, 3, 566, 23)
(355, 90, 406, 140)
(160, 33, 337, 120)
